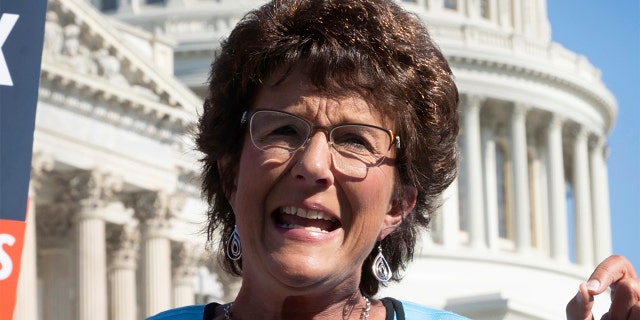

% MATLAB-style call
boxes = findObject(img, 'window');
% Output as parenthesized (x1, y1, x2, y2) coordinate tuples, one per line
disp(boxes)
(480, 0, 490, 19)
(528, 153, 538, 248)
(566, 182, 576, 263)
(101, 0, 118, 11)
(496, 143, 512, 240)
(458, 136, 468, 235)
(444, 0, 458, 10)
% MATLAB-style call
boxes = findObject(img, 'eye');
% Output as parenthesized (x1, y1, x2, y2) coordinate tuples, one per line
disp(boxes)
(270, 125, 300, 137)
(333, 133, 375, 154)
(255, 123, 307, 150)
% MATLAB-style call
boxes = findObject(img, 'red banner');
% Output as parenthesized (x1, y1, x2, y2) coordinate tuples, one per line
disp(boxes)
(0, 207, 28, 320)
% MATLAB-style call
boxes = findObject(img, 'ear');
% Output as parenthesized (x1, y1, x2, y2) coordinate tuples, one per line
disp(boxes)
(378, 185, 417, 241)
(217, 155, 236, 205)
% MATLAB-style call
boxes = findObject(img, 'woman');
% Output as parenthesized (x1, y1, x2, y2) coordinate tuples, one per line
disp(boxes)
(156, 0, 462, 318)
(148, 0, 639, 319)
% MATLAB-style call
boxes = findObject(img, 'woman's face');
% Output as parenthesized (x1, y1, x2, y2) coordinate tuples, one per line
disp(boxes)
(227, 69, 410, 295)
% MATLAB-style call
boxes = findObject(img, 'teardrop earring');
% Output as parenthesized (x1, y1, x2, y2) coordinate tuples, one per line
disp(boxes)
(226, 225, 242, 261)
(372, 244, 391, 282)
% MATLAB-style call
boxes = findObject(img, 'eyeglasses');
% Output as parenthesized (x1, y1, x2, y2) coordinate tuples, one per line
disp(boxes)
(241, 109, 400, 177)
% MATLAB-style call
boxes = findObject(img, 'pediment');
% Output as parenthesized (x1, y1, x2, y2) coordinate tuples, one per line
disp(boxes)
(41, 0, 202, 125)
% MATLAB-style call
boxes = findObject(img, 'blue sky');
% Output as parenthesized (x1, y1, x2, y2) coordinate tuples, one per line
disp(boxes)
(547, 2, 640, 270)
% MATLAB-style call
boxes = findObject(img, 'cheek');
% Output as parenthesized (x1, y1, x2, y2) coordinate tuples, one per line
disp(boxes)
(231, 142, 289, 212)
(229, 143, 263, 211)
(364, 168, 395, 204)
(344, 168, 396, 218)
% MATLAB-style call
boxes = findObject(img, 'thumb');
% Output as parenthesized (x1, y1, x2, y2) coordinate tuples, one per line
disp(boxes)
(586, 255, 637, 296)
(567, 282, 595, 320)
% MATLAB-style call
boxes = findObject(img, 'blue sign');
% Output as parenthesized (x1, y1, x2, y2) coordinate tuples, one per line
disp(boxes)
(0, 0, 47, 318)
(0, 0, 47, 221)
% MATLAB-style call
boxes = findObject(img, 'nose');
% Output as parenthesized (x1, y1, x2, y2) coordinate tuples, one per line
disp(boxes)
(290, 132, 335, 187)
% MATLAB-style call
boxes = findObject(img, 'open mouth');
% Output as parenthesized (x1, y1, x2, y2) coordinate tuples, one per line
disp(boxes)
(273, 206, 341, 233)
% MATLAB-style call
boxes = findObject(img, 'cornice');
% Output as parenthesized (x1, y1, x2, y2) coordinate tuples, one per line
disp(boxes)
(39, 64, 194, 143)
(427, 22, 615, 116)
(49, 0, 202, 114)
(109, 3, 244, 45)
(444, 50, 616, 132)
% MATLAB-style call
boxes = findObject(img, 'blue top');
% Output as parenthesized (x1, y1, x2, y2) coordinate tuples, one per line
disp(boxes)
(146, 300, 469, 320)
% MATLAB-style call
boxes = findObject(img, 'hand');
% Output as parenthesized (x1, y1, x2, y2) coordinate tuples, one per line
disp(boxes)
(566, 255, 640, 320)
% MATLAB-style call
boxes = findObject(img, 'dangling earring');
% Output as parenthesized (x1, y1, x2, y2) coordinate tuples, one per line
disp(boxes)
(372, 243, 392, 282)
(226, 225, 242, 261)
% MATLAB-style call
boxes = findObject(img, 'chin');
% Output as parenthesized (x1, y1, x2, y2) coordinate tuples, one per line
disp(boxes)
(266, 255, 338, 289)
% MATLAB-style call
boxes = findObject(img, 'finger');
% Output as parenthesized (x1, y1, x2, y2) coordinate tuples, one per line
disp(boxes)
(608, 278, 640, 319)
(567, 282, 595, 320)
(630, 304, 640, 320)
(587, 255, 638, 295)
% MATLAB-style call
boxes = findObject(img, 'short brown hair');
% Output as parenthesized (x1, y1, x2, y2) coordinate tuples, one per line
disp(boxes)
(196, 0, 459, 296)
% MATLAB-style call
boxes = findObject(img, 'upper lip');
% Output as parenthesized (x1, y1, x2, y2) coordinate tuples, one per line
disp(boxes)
(276, 203, 341, 224)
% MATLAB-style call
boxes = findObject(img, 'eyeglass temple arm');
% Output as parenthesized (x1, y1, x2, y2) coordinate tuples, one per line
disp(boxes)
(241, 111, 249, 125)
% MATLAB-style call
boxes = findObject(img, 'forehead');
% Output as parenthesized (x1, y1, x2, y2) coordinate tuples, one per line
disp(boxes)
(252, 68, 393, 128)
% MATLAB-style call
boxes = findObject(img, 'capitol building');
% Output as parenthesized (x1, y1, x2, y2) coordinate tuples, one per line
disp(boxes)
(14, 0, 617, 319)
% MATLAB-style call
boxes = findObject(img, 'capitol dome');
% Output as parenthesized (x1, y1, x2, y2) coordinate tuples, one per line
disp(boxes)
(15, 0, 616, 319)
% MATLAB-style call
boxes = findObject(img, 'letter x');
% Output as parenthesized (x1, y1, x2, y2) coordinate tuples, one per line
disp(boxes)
(0, 13, 19, 86)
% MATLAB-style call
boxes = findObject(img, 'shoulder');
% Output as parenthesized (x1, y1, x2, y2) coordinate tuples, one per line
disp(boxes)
(400, 300, 469, 320)
(145, 305, 206, 320)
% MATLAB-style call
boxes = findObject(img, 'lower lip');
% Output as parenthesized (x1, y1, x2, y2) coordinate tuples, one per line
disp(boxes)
(273, 221, 340, 242)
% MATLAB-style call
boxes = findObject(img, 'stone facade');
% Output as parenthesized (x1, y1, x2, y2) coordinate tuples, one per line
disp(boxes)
(14, 0, 616, 319)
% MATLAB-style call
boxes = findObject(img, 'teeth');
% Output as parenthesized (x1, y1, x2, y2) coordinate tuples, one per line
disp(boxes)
(281, 224, 328, 233)
(282, 206, 335, 222)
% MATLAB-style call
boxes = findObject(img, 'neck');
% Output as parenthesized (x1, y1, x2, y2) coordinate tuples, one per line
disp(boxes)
(229, 289, 369, 320)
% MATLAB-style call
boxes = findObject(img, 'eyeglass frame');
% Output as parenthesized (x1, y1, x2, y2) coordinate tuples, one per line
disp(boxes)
(240, 109, 401, 168)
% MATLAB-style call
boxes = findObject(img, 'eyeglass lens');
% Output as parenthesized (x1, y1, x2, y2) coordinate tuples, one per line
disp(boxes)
(248, 110, 394, 176)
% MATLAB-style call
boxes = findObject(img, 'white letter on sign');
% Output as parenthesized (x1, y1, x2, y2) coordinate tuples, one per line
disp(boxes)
(0, 13, 19, 87)
(0, 233, 16, 280)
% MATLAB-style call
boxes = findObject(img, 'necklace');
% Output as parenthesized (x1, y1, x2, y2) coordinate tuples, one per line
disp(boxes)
(223, 295, 371, 320)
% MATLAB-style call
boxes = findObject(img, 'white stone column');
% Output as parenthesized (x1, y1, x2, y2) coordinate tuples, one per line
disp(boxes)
(546, 115, 569, 262)
(76, 209, 108, 320)
(465, 0, 480, 18)
(458, 0, 468, 13)
(172, 243, 199, 308)
(573, 127, 594, 266)
(590, 137, 612, 262)
(40, 247, 74, 320)
(15, 153, 53, 320)
(107, 222, 140, 320)
(128, 0, 141, 13)
(510, 105, 531, 252)
(143, 218, 172, 316)
(36, 201, 75, 320)
(512, 0, 523, 32)
(133, 192, 174, 317)
(13, 189, 38, 320)
(498, 0, 512, 29)
(536, 0, 551, 41)
(528, 144, 547, 252)
(117, 0, 127, 10)
(489, 0, 499, 23)
(428, 0, 444, 11)
(441, 177, 461, 248)
(462, 95, 486, 249)
(71, 171, 120, 320)
(482, 125, 499, 251)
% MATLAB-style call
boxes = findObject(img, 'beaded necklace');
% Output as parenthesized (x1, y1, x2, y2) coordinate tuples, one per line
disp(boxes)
(223, 296, 371, 320)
